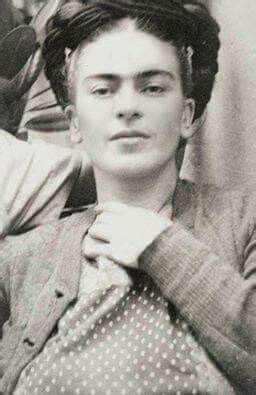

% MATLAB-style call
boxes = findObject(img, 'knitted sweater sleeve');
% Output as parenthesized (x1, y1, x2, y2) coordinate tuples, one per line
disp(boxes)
(139, 196, 256, 392)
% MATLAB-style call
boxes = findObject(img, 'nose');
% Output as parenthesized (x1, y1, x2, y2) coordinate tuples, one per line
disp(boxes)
(114, 86, 142, 123)
(116, 109, 142, 122)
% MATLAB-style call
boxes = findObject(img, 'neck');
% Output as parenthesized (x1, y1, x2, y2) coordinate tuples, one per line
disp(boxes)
(94, 160, 178, 213)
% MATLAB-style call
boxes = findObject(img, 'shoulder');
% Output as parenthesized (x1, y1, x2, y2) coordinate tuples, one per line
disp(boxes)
(195, 183, 256, 249)
(196, 183, 256, 220)
(0, 207, 94, 266)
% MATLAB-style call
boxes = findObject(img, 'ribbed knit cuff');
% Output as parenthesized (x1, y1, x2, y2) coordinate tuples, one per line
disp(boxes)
(139, 222, 239, 332)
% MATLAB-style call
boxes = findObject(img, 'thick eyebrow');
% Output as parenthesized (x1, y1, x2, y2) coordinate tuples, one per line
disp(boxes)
(136, 69, 176, 81)
(84, 69, 176, 82)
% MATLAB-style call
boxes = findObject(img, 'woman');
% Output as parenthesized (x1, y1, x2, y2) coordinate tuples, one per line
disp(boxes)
(0, 1, 255, 394)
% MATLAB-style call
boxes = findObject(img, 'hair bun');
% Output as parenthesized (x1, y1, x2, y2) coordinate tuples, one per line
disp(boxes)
(181, 1, 220, 119)
(43, 0, 221, 119)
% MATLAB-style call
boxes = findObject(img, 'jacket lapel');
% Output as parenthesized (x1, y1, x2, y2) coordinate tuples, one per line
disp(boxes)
(24, 207, 96, 340)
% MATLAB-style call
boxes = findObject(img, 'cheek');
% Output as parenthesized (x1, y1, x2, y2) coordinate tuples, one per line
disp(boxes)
(150, 103, 183, 139)
(76, 94, 111, 129)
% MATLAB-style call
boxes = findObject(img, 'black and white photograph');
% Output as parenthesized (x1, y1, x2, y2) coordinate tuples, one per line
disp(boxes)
(0, 0, 256, 394)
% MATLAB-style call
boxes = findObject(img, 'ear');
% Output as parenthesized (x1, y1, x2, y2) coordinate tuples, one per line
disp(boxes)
(65, 105, 82, 144)
(180, 98, 196, 139)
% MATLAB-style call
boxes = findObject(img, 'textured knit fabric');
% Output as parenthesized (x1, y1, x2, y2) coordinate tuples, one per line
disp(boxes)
(15, 270, 234, 395)
(0, 182, 256, 394)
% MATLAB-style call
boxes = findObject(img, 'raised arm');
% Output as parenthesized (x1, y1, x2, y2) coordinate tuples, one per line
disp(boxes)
(0, 130, 84, 236)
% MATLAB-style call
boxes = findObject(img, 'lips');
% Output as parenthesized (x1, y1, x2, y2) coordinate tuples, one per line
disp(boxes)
(110, 130, 149, 141)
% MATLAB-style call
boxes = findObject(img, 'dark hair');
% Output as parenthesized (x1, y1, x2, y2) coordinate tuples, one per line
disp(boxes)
(43, 0, 220, 121)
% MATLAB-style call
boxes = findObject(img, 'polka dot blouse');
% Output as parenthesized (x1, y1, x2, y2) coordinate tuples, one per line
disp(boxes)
(15, 261, 234, 394)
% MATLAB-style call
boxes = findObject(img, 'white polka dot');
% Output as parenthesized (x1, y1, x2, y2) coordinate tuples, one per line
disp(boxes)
(165, 369, 171, 376)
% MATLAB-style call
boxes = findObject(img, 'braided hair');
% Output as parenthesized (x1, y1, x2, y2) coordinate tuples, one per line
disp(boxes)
(43, 0, 220, 121)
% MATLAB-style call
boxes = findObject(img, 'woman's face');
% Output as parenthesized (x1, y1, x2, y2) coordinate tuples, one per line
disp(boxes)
(71, 19, 194, 178)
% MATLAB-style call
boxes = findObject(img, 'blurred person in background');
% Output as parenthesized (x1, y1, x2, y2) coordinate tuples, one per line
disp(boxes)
(0, 0, 94, 238)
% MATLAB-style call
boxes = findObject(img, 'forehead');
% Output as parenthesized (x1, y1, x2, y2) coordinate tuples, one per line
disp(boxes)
(74, 21, 181, 80)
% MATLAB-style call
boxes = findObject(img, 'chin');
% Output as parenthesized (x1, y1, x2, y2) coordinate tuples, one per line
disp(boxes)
(105, 157, 167, 179)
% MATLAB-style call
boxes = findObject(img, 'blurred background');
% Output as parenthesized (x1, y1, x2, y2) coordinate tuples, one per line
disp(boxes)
(11, 0, 46, 22)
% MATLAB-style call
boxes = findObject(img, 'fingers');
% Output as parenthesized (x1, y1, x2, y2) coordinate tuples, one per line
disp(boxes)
(95, 201, 129, 214)
(82, 235, 111, 260)
(93, 212, 117, 225)
(88, 223, 110, 242)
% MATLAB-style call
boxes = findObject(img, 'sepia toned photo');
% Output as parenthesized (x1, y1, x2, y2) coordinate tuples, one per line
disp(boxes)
(0, 1, 256, 394)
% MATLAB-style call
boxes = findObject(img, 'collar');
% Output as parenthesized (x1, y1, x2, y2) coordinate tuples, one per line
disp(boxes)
(54, 178, 195, 299)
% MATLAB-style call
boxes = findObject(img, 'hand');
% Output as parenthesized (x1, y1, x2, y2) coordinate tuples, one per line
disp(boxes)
(83, 202, 172, 269)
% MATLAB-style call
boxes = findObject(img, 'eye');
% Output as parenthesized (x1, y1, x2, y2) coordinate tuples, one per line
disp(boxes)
(91, 87, 113, 97)
(142, 85, 165, 96)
